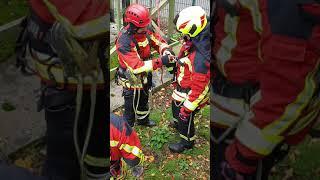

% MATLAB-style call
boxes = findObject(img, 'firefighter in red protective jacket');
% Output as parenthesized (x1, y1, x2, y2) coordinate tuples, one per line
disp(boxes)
(110, 113, 144, 179)
(212, 0, 320, 179)
(168, 6, 210, 153)
(15, 1, 108, 179)
(115, 4, 175, 127)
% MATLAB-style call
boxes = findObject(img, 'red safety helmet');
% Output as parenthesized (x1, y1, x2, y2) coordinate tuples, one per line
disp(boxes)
(124, 4, 151, 28)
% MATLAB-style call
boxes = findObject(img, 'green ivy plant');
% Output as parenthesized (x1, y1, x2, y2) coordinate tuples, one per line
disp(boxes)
(178, 159, 189, 171)
(150, 126, 170, 150)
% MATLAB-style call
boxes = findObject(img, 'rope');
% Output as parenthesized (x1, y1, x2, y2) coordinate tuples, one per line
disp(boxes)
(81, 73, 98, 179)
(132, 88, 139, 121)
(73, 72, 98, 180)
(73, 74, 83, 176)
(256, 160, 263, 180)
(174, 99, 184, 107)
(187, 112, 193, 141)
(160, 67, 164, 85)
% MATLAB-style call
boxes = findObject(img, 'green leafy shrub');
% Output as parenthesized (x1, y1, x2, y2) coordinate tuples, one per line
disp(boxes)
(150, 126, 170, 150)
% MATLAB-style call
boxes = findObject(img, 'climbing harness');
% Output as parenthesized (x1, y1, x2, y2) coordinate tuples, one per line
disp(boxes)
(42, 1, 104, 179)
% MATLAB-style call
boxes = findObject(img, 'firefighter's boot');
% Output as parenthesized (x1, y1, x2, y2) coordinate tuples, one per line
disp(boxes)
(137, 118, 156, 127)
(168, 139, 194, 153)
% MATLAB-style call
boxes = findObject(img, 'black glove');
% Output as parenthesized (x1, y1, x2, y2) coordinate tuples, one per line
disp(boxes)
(161, 54, 170, 66)
(163, 49, 176, 56)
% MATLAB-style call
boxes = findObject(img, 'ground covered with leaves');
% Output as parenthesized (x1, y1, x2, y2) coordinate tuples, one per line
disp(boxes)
(114, 85, 210, 179)
(269, 137, 320, 180)
(5, 84, 320, 180)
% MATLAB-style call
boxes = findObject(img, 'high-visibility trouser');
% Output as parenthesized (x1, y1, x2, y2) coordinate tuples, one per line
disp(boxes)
(210, 126, 290, 180)
(177, 109, 199, 143)
(41, 86, 108, 179)
(210, 90, 291, 180)
(211, 88, 320, 179)
(123, 87, 150, 126)
(171, 88, 189, 122)
(171, 87, 193, 141)
(172, 87, 208, 142)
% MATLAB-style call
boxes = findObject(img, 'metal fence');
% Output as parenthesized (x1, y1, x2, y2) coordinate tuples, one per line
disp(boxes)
(139, 0, 210, 32)
(111, 0, 210, 33)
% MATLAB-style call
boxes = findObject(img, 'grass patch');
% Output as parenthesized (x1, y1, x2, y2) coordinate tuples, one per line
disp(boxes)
(184, 143, 209, 157)
(0, 0, 28, 25)
(125, 94, 210, 179)
(0, 30, 18, 63)
(110, 52, 119, 69)
(269, 137, 320, 179)
(150, 126, 170, 150)
(0, 0, 28, 62)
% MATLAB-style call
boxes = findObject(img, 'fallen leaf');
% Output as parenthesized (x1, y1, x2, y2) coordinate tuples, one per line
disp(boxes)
(288, 152, 296, 163)
(14, 157, 33, 169)
(148, 156, 155, 163)
(316, 167, 320, 176)
(168, 154, 174, 159)
(283, 168, 293, 180)
(270, 167, 277, 173)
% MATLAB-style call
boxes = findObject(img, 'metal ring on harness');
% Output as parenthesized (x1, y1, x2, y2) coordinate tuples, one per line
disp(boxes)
(46, 62, 69, 90)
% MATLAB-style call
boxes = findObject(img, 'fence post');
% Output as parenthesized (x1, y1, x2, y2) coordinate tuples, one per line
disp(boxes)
(168, 0, 175, 42)
(110, 0, 114, 22)
(115, 0, 121, 32)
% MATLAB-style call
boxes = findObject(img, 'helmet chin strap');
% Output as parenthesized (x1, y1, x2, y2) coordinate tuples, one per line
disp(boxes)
(128, 23, 139, 34)
(129, 23, 148, 35)
(181, 34, 191, 42)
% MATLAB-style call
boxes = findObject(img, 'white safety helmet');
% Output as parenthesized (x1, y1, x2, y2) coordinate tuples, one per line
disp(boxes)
(173, 6, 207, 38)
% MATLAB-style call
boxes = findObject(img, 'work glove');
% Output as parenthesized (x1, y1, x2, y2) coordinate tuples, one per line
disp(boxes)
(161, 54, 176, 67)
(131, 165, 144, 177)
(179, 107, 192, 122)
(162, 49, 176, 56)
